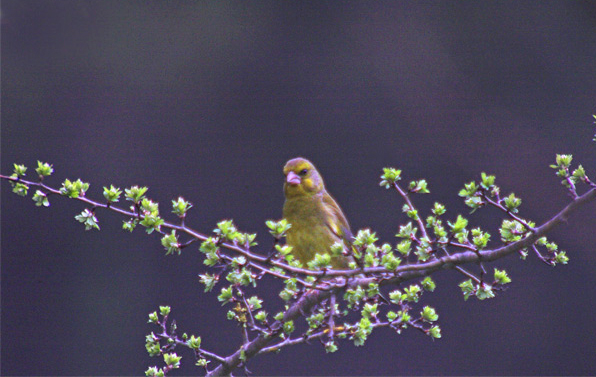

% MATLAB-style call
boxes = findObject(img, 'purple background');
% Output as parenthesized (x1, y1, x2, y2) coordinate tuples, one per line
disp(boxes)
(2, 1, 596, 375)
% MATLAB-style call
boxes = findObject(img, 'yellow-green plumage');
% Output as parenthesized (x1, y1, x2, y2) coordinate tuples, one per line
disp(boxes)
(282, 158, 353, 269)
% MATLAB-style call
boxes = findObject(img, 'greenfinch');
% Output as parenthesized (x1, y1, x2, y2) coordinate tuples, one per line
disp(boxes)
(282, 157, 353, 269)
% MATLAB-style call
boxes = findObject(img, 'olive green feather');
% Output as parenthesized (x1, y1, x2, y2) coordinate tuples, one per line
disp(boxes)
(282, 158, 353, 269)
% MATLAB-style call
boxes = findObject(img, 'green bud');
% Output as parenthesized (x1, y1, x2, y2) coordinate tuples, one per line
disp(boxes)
(325, 340, 338, 353)
(13, 163, 27, 177)
(494, 268, 512, 284)
(60, 179, 89, 198)
(449, 215, 468, 234)
(35, 161, 53, 177)
(380, 167, 402, 188)
(421, 276, 436, 292)
(362, 303, 378, 319)
(196, 359, 209, 367)
(187, 335, 202, 350)
(459, 279, 474, 301)
(124, 185, 148, 204)
(428, 325, 442, 339)
(389, 290, 403, 304)
(32, 190, 50, 207)
(458, 181, 478, 198)
(409, 179, 430, 194)
(254, 311, 268, 323)
(161, 230, 180, 255)
(159, 306, 171, 316)
(503, 193, 522, 213)
(386, 311, 398, 322)
(432, 202, 446, 215)
(476, 284, 495, 300)
(74, 209, 100, 230)
(198, 273, 219, 292)
(172, 197, 192, 217)
(103, 185, 122, 203)
(247, 296, 263, 311)
(282, 320, 295, 335)
(163, 353, 181, 368)
(396, 222, 417, 239)
(266, 219, 292, 238)
(148, 311, 158, 323)
(307, 253, 332, 270)
(421, 306, 439, 322)
(554, 251, 569, 265)
(404, 285, 421, 302)
(353, 229, 378, 247)
(217, 287, 233, 305)
(480, 172, 495, 189)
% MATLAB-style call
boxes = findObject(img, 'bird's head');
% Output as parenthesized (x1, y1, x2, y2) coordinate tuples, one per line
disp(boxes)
(283, 157, 325, 198)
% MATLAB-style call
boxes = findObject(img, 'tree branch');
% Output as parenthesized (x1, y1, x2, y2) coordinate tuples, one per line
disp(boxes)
(206, 186, 596, 376)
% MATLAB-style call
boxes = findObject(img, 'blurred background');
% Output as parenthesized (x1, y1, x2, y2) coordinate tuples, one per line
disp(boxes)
(2, 1, 596, 375)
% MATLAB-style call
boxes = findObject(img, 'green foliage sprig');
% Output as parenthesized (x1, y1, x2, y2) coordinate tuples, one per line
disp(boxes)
(2, 153, 595, 376)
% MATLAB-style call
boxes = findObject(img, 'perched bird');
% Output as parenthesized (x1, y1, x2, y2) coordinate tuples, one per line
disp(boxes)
(282, 157, 353, 269)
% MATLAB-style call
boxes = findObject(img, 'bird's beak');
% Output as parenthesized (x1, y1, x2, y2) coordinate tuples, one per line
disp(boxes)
(286, 171, 301, 186)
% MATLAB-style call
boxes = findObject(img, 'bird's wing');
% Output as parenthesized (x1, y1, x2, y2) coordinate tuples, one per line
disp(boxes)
(322, 192, 353, 245)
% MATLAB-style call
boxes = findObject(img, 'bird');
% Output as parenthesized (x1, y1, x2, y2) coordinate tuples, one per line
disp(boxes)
(282, 157, 353, 269)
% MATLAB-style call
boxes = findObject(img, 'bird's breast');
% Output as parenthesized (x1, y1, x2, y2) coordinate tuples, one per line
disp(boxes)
(282, 195, 341, 265)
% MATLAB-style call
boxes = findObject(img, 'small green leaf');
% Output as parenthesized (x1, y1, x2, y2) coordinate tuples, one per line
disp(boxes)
(122, 219, 137, 232)
(35, 161, 53, 177)
(159, 306, 171, 316)
(163, 353, 181, 368)
(458, 181, 478, 198)
(432, 202, 446, 215)
(396, 222, 417, 239)
(13, 163, 27, 177)
(480, 172, 495, 189)
(396, 239, 412, 255)
(266, 219, 292, 238)
(172, 197, 193, 217)
(388, 289, 403, 305)
(421, 276, 436, 292)
(32, 190, 50, 207)
(448, 215, 468, 234)
(380, 167, 402, 189)
(307, 253, 332, 270)
(361, 303, 378, 319)
(409, 179, 430, 194)
(459, 279, 474, 301)
(11, 182, 29, 196)
(353, 229, 378, 247)
(325, 340, 338, 353)
(214, 220, 239, 242)
(421, 306, 438, 322)
(494, 268, 511, 284)
(147, 311, 158, 324)
(187, 335, 202, 350)
(404, 284, 421, 302)
(60, 179, 89, 198)
(282, 320, 295, 335)
(476, 284, 495, 300)
(255, 311, 268, 323)
(503, 193, 522, 213)
(218, 286, 233, 305)
(74, 209, 99, 230)
(428, 325, 441, 339)
(124, 185, 148, 204)
(161, 230, 180, 255)
(554, 251, 569, 265)
(103, 185, 122, 203)
(198, 273, 219, 292)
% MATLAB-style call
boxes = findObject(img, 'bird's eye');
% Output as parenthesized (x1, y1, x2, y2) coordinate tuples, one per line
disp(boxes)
(299, 169, 308, 176)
